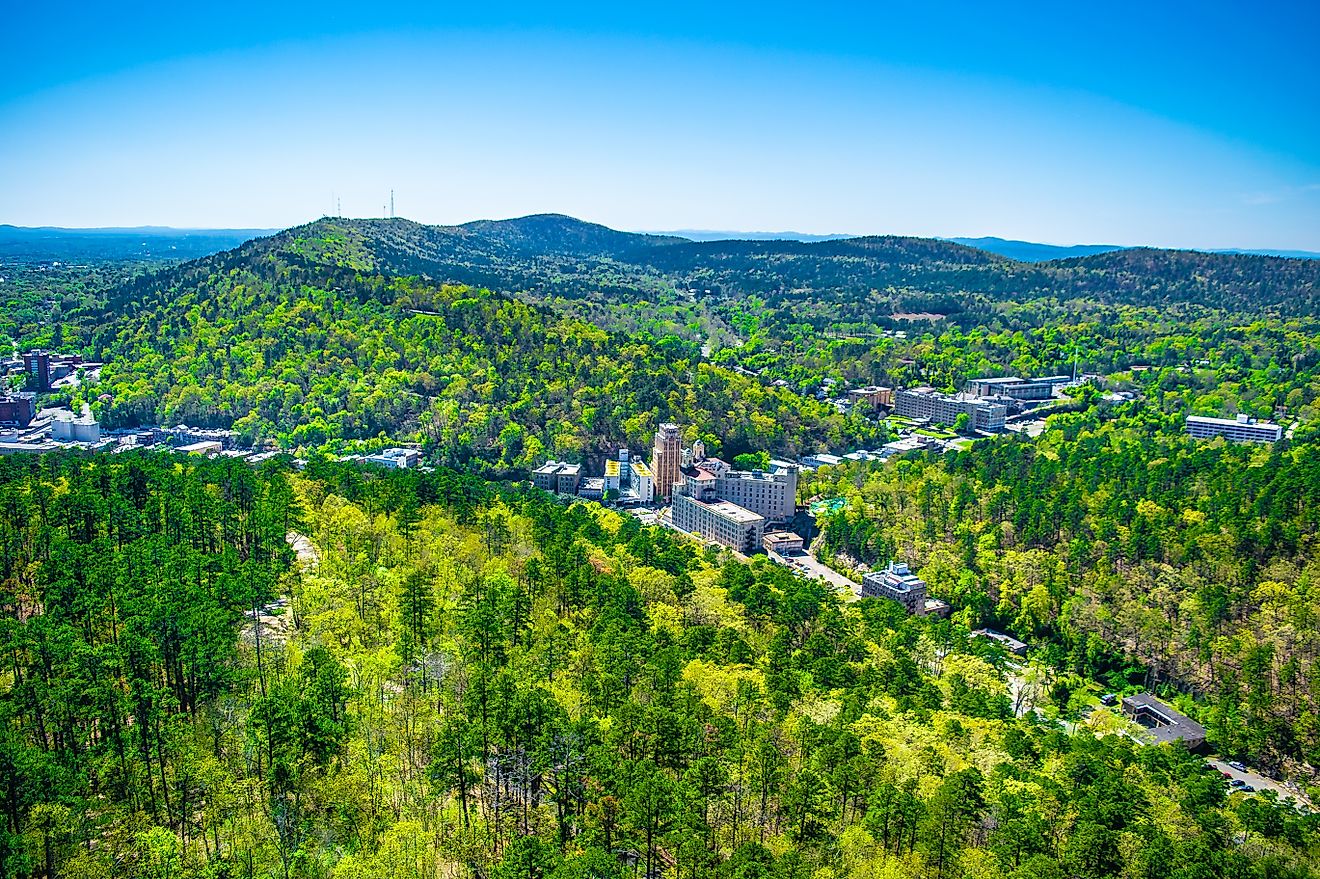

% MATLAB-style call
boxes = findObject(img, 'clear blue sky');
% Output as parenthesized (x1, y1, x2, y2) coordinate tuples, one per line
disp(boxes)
(2, 1, 1318, 249)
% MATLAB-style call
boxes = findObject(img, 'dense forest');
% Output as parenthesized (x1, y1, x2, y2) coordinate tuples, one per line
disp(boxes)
(809, 406, 1320, 768)
(4, 451, 1320, 879)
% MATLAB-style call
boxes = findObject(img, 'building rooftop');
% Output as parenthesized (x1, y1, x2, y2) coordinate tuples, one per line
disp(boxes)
(704, 500, 765, 524)
(1121, 694, 1207, 748)
(971, 376, 1025, 385)
(631, 460, 652, 476)
(971, 628, 1028, 653)
(1186, 414, 1279, 428)
(867, 561, 925, 593)
(605, 460, 620, 477)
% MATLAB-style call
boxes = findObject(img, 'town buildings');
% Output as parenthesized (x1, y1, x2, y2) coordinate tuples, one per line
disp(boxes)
(153, 424, 240, 450)
(21, 350, 96, 392)
(862, 561, 950, 617)
(671, 491, 765, 554)
(1185, 414, 1282, 443)
(763, 531, 805, 554)
(971, 628, 1029, 657)
(894, 387, 1006, 431)
(22, 351, 51, 392)
(694, 457, 798, 523)
(862, 561, 930, 614)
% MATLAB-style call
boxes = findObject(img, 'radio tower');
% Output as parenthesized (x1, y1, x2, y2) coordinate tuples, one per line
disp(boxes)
(390, 190, 395, 219)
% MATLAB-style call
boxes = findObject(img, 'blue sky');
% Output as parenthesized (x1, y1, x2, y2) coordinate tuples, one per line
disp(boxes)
(2, 1, 1318, 249)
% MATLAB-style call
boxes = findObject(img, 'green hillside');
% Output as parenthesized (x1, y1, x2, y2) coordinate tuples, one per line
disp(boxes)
(76, 223, 876, 462)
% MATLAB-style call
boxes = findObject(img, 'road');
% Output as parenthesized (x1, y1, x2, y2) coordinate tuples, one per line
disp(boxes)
(771, 549, 860, 597)
(1207, 759, 1312, 809)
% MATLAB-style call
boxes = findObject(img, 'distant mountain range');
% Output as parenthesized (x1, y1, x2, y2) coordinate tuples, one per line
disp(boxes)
(0, 224, 275, 261)
(3, 221, 1317, 264)
(647, 229, 853, 243)
(945, 237, 1126, 262)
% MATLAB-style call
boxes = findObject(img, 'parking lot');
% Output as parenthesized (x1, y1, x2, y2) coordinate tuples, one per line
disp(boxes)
(769, 549, 859, 597)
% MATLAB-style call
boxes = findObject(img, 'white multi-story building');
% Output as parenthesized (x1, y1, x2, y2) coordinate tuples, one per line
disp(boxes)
(630, 460, 654, 504)
(862, 561, 929, 615)
(672, 493, 766, 554)
(1185, 414, 1282, 443)
(895, 388, 1006, 431)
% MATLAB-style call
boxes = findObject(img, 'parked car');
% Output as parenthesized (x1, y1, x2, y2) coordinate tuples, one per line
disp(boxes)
(1229, 761, 1247, 772)
(1229, 779, 1245, 789)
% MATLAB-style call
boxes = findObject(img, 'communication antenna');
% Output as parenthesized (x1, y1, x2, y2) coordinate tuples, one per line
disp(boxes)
(390, 190, 395, 218)
(337, 197, 341, 217)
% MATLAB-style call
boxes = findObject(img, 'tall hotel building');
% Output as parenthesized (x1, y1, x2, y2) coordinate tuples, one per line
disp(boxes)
(652, 423, 682, 501)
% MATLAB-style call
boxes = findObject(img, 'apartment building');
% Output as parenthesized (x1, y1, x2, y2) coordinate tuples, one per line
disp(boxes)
(1185, 414, 1282, 444)
(894, 387, 1006, 431)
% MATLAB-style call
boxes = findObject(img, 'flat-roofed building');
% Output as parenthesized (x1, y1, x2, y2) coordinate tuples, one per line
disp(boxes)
(1121, 694, 1207, 749)
(0, 394, 35, 427)
(672, 493, 765, 554)
(177, 440, 224, 455)
(630, 460, 654, 504)
(714, 463, 798, 523)
(50, 409, 100, 443)
(847, 386, 894, 408)
(971, 628, 1029, 657)
(577, 477, 604, 500)
(604, 459, 621, 492)
(365, 447, 421, 469)
(763, 531, 805, 555)
(532, 461, 582, 495)
(1185, 414, 1282, 443)
(22, 351, 51, 392)
(895, 388, 1006, 431)
(0, 440, 58, 456)
(967, 376, 1065, 400)
(862, 561, 931, 615)
(556, 463, 582, 495)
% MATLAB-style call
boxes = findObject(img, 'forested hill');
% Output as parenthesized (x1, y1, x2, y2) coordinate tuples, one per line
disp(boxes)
(77, 221, 876, 459)
(273, 215, 1320, 317)
(86, 215, 1319, 323)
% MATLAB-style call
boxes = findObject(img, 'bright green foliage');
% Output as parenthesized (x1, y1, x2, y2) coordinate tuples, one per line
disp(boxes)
(3, 452, 1319, 878)
(807, 409, 1320, 765)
